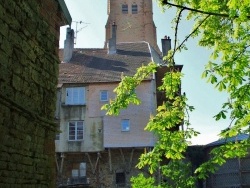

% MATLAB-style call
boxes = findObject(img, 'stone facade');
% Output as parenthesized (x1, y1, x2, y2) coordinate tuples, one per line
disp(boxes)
(57, 148, 151, 188)
(106, 0, 160, 53)
(0, 0, 70, 187)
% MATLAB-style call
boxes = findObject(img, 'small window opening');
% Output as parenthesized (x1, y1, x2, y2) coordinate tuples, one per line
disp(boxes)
(122, 4, 128, 14)
(132, 4, 138, 14)
(116, 172, 126, 185)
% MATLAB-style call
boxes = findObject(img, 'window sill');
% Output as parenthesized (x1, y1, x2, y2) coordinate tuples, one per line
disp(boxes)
(61, 103, 86, 107)
(68, 140, 84, 142)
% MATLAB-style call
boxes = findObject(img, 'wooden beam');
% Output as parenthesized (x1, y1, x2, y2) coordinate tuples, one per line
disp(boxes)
(119, 148, 125, 164)
(55, 154, 59, 173)
(60, 152, 65, 174)
(85, 153, 95, 174)
(108, 148, 112, 173)
(128, 148, 135, 172)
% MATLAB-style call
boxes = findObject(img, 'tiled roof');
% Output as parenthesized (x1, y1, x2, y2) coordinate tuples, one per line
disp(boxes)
(59, 42, 157, 84)
(206, 134, 249, 147)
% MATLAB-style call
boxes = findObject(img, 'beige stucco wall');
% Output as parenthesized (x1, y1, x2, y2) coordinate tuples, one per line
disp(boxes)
(87, 81, 157, 147)
(55, 79, 157, 152)
(55, 86, 104, 152)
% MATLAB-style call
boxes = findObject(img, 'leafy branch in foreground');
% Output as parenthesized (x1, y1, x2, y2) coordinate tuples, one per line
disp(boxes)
(103, 0, 250, 187)
(103, 60, 198, 187)
(101, 62, 157, 115)
(158, 0, 250, 183)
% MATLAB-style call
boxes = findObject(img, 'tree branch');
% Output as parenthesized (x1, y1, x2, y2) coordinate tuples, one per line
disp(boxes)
(161, 0, 250, 18)
(167, 15, 210, 63)
(174, 8, 185, 54)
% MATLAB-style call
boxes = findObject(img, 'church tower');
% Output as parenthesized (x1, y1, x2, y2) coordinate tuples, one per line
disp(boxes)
(105, 0, 160, 53)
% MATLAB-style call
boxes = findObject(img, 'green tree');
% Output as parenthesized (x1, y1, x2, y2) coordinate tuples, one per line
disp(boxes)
(103, 0, 250, 187)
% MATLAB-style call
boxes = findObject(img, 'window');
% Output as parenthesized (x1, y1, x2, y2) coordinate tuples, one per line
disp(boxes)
(55, 132, 60, 140)
(116, 172, 126, 185)
(55, 125, 60, 140)
(132, 4, 138, 14)
(72, 169, 79, 177)
(100, 90, 108, 101)
(68, 121, 84, 141)
(66, 87, 85, 105)
(122, 4, 128, 14)
(121, 119, 130, 132)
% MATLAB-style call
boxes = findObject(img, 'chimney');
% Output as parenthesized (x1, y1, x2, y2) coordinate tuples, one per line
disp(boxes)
(161, 35, 171, 57)
(108, 22, 117, 54)
(63, 27, 74, 62)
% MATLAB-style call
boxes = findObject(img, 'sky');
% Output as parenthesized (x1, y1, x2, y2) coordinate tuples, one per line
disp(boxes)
(59, 0, 230, 145)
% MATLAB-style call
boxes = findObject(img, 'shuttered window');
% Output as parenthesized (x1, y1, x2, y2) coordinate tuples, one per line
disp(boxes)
(66, 87, 85, 105)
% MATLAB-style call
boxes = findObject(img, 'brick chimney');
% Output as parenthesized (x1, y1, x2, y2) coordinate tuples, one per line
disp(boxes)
(63, 27, 74, 62)
(161, 35, 171, 57)
(108, 22, 117, 54)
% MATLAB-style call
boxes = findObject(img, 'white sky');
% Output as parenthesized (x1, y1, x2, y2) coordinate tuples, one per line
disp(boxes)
(59, 0, 230, 145)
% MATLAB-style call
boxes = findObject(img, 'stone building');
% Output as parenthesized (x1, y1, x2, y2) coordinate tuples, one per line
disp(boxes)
(0, 0, 71, 187)
(56, 0, 182, 187)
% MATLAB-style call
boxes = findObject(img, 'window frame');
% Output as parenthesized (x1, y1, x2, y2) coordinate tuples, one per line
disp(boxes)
(122, 4, 128, 14)
(100, 90, 108, 102)
(68, 121, 84, 141)
(65, 87, 85, 105)
(121, 119, 130, 132)
(132, 4, 138, 14)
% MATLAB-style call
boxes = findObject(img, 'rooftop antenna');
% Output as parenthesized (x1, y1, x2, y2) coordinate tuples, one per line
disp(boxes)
(72, 21, 90, 45)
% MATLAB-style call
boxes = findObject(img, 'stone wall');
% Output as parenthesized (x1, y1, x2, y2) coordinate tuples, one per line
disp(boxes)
(0, 0, 68, 187)
(57, 148, 152, 188)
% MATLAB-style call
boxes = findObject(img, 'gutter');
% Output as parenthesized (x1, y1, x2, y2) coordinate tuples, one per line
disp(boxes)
(57, 0, 72, 25)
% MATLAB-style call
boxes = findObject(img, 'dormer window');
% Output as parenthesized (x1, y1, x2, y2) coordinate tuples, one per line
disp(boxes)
(122, 4, 128, 14)
(132, 4, 138, 14)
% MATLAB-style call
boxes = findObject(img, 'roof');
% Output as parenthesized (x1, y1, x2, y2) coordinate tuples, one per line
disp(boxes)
(57, 0, 72, 25)
(206, 134, 249, 147)
(59, 42, 158, 84)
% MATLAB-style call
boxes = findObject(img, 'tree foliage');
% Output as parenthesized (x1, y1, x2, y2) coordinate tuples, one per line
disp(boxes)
(102, 0, 250, 187)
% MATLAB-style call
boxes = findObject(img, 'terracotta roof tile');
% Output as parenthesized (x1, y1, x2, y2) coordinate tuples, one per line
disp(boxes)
(58, 42, 155, 84)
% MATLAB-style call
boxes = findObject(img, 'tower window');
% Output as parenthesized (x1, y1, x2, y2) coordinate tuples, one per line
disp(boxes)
(122, 4, 128, 14)
(132, 4, 138, 14)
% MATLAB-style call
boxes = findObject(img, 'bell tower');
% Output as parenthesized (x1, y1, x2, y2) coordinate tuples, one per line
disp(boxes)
(105, 0, 160, 53)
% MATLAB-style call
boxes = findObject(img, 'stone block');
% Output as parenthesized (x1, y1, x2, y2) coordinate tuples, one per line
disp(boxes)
(0, 81, 15, 100)
(4, 11, 20, 31)
(0, 161, 7, 170)
(0, 66, 11, 84)
(3, 0, 15, 14)
(0, 183, 10, 188)
(7, 162, 16, 171)
(1, 37, 13, 56)
(0, 48, 9, 68)
(0, 20, 8, 37)
(0, 3, 6, 18)
(12, 74, 23, 91)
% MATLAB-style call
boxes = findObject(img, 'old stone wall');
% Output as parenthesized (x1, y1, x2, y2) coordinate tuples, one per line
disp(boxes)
(0, 0, 67, 187)
(57, 148, 152, 188)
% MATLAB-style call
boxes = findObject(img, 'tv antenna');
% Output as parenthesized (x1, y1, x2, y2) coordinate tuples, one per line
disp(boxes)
(72, 21, 90, 44)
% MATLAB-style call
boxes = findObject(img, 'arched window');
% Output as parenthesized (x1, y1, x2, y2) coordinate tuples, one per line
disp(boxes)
(122, 4, 128, 14)
(132, 4, 138, 14)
